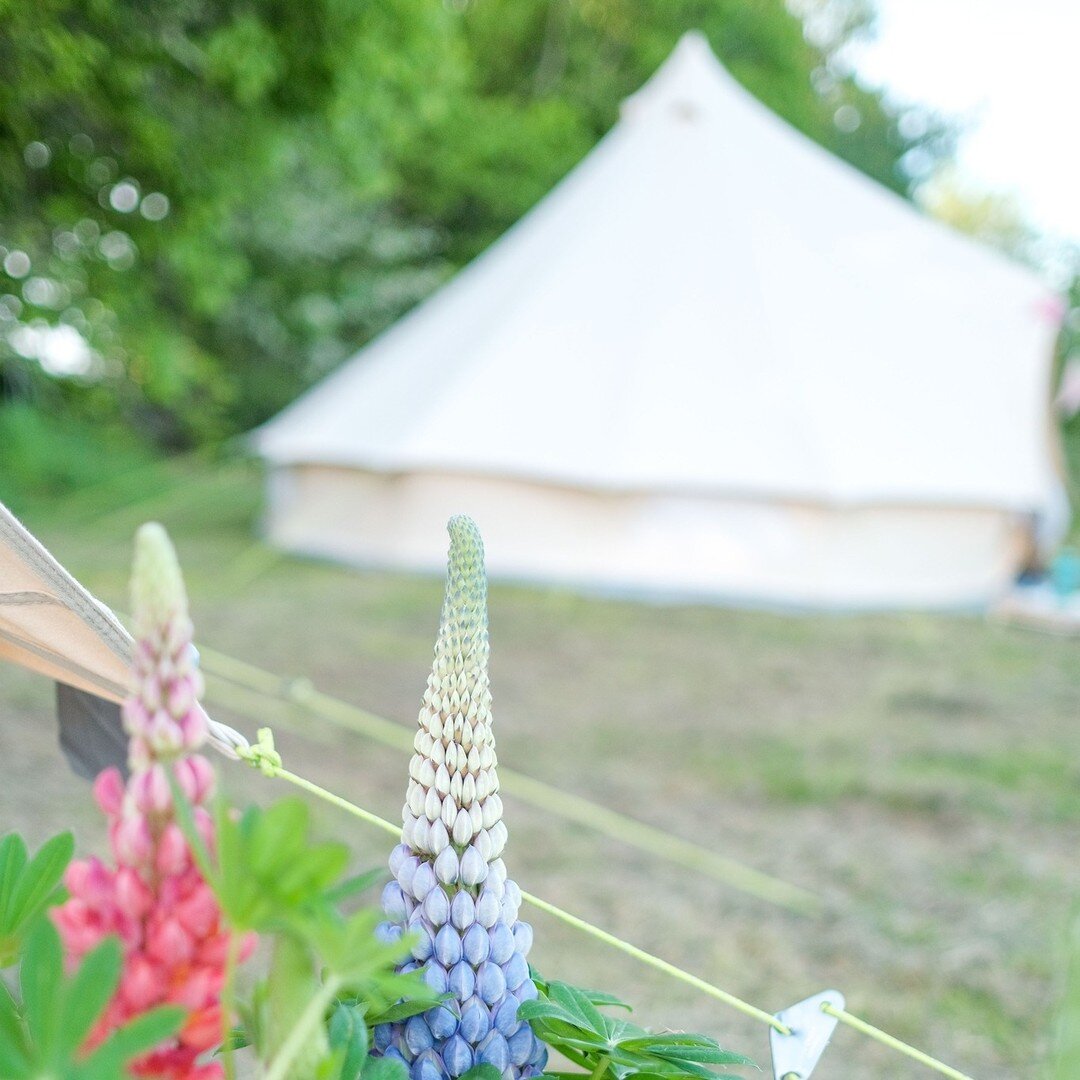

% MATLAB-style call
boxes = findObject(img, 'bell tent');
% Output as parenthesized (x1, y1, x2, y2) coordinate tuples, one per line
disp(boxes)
(254, 32, 1065, 608)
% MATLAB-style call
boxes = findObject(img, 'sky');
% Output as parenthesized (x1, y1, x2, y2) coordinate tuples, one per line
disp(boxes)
(845, 0, 1078, 245)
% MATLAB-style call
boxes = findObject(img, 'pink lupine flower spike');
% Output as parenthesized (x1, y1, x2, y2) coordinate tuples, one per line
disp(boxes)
(53, 523, 254, 1079)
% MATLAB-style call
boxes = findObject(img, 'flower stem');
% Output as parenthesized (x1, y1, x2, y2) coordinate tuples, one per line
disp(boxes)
(263, 975, 342, 1080)
(221, 930, 241, 1080)
(589, 1055, 611, 1080)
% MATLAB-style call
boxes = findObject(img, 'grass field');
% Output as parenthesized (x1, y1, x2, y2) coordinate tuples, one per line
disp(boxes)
(2, 457, 1078, 1078)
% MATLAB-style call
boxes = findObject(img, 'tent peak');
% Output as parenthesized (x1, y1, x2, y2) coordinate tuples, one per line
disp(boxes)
(621, 30, 736, 123)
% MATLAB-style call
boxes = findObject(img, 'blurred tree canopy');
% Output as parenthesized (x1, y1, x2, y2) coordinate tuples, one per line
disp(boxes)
(0, 0, 951, 467)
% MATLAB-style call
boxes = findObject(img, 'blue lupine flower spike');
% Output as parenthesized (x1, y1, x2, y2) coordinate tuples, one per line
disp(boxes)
(375, 517, 547, 1080)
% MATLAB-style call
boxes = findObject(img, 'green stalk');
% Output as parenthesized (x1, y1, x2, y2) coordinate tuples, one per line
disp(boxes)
(221, 930, 241, 1080)
(263, 975, 342, 1080)
(588, 1055, 611, 1080)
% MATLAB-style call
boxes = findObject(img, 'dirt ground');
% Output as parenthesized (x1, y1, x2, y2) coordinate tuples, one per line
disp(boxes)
(2, 462, 1078, 1078)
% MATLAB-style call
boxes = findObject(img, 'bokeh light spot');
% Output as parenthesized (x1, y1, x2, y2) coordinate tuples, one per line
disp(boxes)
(24, 141, 51, 168)
(140, 192, 170, 221)
(109, 181, 140, 213)
(3, 251, 31, 279)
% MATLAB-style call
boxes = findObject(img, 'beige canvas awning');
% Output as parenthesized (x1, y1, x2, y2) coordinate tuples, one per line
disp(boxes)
(0, 500, 244, 758)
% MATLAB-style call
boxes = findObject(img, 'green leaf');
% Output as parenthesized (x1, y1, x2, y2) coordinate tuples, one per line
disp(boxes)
(361, 1056, 410, 1080)
(216, 1027, 253, 1054)
(8, 832, 73, 932)
(577, 988, 632, 1011)
(627, 1072, 750, 1080)
(328, 1000, 369, 1080)
(369, 997, 446, 1025)
(0, 977, 30, 1077)
(249, 800, 310, 876)
(57, 937, 123, 1058)
(0, 834, 29, 929)
(324, 868, 386, 906)
(525, 978, 755, 1079)
(547, 983, 608, 1037)
(78, 1005, 186, 1077)
(20, 919, 63, 1059)
(622, 1041, 752, 1067)
(275, 842, 351, 902)
(459, 1065, 502, 1080)
(605, 1050, 711, 1079)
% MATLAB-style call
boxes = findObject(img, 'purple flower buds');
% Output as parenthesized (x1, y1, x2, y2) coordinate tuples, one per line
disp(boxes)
(405, 1016, 435, 1055)
(423, 885, 450, 926)
(450, 890, 475, 930)
(459, 845, 488, 886)
(476, 960, 507, 1005)
(488, 922, 515, 965)
(477, 1030, 510, 1072)
(442, 1034, 474, 1077)
(504, 951, 529, 991)
(382, 882, 407, 922)
(462, 922, 490, 966)
(434, 846, 460, 886)
(475, 888, 501, 928)
(448, 960, 476, 1000)
(428, 1005, 459, 1041)
(411, 1049, 442, 1080)
(512, 921, 533, 955)
(375, 518, 545, 1080)
(434, 924, 462, 967)
(459, 996, 490, 1043)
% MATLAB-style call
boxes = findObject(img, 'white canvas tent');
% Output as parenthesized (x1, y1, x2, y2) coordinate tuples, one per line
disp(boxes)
(255, 32, 1066, 609)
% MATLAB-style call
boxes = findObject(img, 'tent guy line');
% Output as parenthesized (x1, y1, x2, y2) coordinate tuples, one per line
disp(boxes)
(198, 644, 821, 915)
(0, 500, 978, 1076)
(234, 729, 976, 1080)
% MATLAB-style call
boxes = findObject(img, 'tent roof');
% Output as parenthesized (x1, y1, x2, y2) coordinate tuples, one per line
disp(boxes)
(255, 32, 1062, 511)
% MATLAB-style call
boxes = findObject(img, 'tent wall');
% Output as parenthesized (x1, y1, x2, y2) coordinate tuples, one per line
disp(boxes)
(264, 465, 1029, 609)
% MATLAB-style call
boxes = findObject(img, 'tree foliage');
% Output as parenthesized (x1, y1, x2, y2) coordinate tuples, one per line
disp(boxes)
(0, 0, 949, 458)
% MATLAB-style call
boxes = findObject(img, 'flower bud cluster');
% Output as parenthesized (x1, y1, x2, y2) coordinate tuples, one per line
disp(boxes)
(52, 524, 253, 1079)
(374, 518, 546, 1080)
(122, 523, 208, 770)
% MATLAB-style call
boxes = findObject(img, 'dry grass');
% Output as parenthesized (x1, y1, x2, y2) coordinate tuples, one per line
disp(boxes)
(3, 458, 1078, 1078)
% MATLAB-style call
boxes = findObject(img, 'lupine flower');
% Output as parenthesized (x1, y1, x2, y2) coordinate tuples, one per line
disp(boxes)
(373, 517, 546, 1080)
(53, 523, 253, 1080)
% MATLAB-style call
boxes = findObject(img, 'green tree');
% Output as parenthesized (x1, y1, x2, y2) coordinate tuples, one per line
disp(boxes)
(0, 0, 950, 476)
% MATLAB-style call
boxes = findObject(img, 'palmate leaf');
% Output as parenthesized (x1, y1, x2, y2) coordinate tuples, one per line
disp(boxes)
(605, 1048, 731, 1080)
(620, 1072, 751, 1080)
(178, 791, 356, 935)
(3, 921, 185, 1080)
(459, 1066, 502, 1080)
(547, 982, 609, 1036)
(324, 868, 387, 906)
(8, 833, 74, 931)
(75, 1005, 186, 1080)
(329, 999, 369, 1080)
(368, 997, 446, 1026)
(619, 1035, 752, 1066)
(524, 975, 754, 1080)
(20, 918, 64, 1058)
(0, 835, 29, 926)
(0, 977, 30, 1076)
(308, 908, 426, 1004)
(57, 937, 123, 1059)
(530, 974, 630, 1012)
(361, 1056, 410, 1080)
(0, 832, 74, 965)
